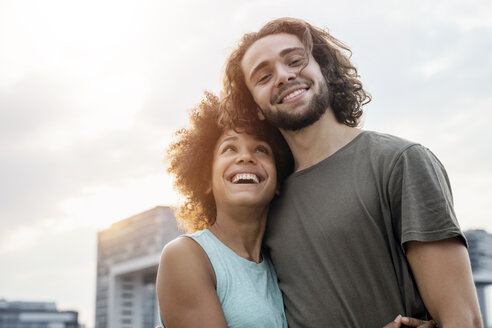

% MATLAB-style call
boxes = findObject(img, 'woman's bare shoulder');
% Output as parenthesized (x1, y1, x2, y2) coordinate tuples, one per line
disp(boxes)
(158, 235, 215, 285)
(157, 235, 226, 327)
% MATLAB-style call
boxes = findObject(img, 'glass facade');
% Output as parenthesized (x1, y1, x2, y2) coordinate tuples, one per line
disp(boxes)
(0, 300, 79, 328)
(95, 206, 182, 328)
(465, 229, 492, 328)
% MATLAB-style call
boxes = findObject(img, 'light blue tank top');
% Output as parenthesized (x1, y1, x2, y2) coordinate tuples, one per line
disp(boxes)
(161, 229, 288, 328)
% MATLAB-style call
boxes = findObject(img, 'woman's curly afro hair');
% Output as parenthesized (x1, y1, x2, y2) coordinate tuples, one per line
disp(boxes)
(167, 92, 293, 233)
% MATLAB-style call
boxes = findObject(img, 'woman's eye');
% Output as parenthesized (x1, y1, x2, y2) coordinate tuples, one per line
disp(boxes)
(222, 145, 236, 153)
(256, 145, 270, 154)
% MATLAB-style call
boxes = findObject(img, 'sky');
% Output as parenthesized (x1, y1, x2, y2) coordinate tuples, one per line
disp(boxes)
(0, 0, 491, 327)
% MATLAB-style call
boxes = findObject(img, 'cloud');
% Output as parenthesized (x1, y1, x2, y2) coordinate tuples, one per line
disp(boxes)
(0, 126, 173, 225)
(359, 10, 492, 125)
(0, 72, 177, 238)
(0, 76, 74, 145)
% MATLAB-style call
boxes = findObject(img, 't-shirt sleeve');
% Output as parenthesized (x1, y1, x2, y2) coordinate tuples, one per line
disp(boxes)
(387, 144, 466, 248)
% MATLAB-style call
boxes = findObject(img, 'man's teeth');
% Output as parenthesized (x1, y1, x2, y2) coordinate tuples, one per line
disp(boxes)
(232, 173, 260, 184)
(282, 89, 304, 102)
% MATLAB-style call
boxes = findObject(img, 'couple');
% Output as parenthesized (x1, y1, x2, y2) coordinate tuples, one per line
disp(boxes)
(156, 18, 482, 327)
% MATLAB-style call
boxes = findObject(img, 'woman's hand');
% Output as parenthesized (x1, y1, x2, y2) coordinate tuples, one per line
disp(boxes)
(383, 314, 437, 328)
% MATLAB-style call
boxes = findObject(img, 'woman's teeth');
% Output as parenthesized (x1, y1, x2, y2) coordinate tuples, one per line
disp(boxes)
(232, 173, 260, 184)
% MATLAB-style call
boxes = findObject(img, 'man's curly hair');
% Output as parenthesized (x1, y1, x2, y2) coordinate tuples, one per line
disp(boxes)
(167, 92, 293, 233)
(220, 17, 371, 129)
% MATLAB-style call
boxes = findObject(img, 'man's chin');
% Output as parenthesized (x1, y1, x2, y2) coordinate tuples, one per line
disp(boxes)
(260, 84, 330, 131)
(263, 105, 328, 131)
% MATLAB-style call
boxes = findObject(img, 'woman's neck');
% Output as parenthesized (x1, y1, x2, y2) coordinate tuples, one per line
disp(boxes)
(210, 205, 268, 263)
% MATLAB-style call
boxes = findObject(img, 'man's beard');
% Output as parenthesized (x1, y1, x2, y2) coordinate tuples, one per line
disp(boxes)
(260, 80, 330, 131)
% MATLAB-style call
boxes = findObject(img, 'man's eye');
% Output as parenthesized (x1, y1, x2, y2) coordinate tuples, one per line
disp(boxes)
(257, 74, 271, 84)
(289, 58, 305, 66)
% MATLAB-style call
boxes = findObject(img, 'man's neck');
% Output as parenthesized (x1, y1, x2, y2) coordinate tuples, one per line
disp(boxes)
(280, 109, 362, 172)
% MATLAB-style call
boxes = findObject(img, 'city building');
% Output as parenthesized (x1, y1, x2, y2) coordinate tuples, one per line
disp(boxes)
(465, 229, 492, 328)
(95, 206, 182, 328)
(0, 299, 80, 328)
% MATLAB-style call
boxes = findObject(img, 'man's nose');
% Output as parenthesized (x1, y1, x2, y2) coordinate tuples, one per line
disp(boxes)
(275, 65, 297, 88)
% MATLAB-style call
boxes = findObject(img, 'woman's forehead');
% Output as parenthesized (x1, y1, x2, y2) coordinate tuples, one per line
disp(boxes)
(217, 129, 267, 143)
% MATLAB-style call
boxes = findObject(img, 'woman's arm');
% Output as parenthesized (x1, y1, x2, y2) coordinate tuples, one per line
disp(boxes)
(156, 237, 228, 328)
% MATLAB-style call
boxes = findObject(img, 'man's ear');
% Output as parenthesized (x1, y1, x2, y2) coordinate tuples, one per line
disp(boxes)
(257, 107, 266, 120)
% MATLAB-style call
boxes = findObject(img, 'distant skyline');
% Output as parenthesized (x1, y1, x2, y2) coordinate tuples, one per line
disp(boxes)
(1, 0, 492, 327)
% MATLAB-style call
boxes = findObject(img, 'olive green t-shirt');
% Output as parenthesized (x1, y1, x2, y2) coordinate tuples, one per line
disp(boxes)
(265, 130, 465, 328)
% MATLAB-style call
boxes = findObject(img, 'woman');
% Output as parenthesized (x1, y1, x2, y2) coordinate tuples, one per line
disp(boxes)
(156, 92, 436, 328)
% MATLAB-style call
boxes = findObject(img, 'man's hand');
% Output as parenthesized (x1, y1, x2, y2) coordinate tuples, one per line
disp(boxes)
(383, 315, 437, 328)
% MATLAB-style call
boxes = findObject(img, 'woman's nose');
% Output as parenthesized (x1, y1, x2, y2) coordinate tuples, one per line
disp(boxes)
(236, 150, 256, 164)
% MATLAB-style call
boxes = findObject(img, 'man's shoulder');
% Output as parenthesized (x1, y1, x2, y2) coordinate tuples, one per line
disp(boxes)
(358, 131, 448, 179)
(359, 130, 420, 155)
(362, 130, 418, 147)
(351, 130, 430, 172)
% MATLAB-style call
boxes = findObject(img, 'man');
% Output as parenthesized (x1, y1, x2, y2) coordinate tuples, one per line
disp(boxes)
(220, 18, 482, 327)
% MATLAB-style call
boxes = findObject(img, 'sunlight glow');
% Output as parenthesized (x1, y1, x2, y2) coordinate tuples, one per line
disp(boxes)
(60, 174, 178, 230)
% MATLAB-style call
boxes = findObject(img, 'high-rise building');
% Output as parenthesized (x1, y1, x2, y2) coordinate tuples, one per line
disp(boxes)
(465, 229, 492, 328)
(95, 206, 182, 328)
(0, 299, 80, 328)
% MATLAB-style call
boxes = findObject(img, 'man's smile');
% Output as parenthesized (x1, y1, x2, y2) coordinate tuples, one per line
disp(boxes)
(272, 82, 312, 105)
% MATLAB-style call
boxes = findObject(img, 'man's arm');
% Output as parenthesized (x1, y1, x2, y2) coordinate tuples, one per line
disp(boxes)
(156, 237, 228, 328)
(405, 237, 483, 328)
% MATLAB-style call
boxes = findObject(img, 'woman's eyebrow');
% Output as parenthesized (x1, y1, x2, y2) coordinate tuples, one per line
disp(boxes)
(218, 135, 238, 147)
